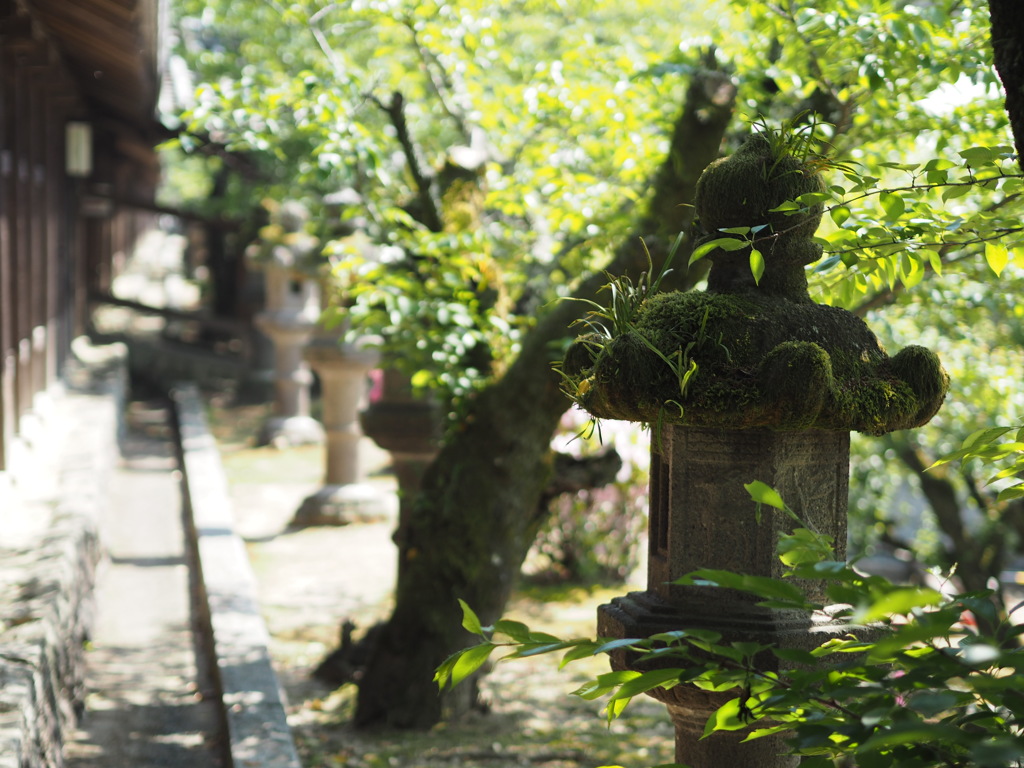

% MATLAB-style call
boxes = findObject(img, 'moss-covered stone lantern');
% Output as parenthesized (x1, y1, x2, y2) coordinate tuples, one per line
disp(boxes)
(561, 134, 949, 768)
(564, 134, 947, 434)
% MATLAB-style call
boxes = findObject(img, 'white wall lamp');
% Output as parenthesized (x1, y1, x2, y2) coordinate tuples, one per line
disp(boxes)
(65, 121, 93, 178)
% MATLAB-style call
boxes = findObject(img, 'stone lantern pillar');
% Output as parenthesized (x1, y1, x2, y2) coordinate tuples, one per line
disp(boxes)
(358, 368, 443, 547)
(252, 202, 325, 447)
(292, 337, 387, 525)
(561, 134, 949, 767)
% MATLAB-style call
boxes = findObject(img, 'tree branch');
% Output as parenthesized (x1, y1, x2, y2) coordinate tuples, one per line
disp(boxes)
(373, 91, 444, 232)
(400, 16, 473, 144)
(539, 449, 623, 508)
(892, 440, 970, 566)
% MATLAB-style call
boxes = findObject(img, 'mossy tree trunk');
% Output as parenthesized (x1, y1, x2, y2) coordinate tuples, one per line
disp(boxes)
(353, 67, 737, 729)
(989, 0, 1024, 164)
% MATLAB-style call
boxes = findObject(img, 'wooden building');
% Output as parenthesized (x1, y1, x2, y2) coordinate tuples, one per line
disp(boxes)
(0, 0, 165, 474)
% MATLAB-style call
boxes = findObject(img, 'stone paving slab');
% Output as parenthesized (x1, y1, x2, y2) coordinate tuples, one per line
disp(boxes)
(172, 384, 302, 768)
(64, 398, 225, 768)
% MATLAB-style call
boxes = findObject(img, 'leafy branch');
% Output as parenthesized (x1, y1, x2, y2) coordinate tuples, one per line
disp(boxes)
(930, 425, 1024, 503)
(398, 13, 475, 144)
(437, 482, 1024, 767)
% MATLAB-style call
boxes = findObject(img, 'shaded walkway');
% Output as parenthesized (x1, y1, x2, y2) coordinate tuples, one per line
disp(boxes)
(64, 399, 225, 768)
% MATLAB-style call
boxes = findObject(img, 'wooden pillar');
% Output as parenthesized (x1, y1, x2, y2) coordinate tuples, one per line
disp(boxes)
(0, 12, 11, 471)
(37, 65, 73, 386)
(27, 52, 54, 400)
(49, 91, 80, 370)
(7, 33, 31, 429)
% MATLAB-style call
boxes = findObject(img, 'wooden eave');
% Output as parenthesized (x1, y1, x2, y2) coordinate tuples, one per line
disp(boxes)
(18, 0, 163, 133)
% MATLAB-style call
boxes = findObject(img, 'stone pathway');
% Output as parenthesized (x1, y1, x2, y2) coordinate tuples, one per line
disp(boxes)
(64, 400, 225, 768)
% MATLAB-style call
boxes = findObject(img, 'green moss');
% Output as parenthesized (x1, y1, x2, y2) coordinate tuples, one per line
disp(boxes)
(695, 133, 828, 301)
(758, 341, 832, 429)
(562, 133, 949, 435)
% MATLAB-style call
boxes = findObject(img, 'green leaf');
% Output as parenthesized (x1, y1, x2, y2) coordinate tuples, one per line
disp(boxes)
(744, 480, 786, 509)
(741, 724, 790, 742)
(702, 697, 749, 737)
(964, 426, 1014, 450)
(770, 647, 818, 665)
(449, 642, 495, 688)
(559, 642, 603, 668)
(605, 695, 631, 721)
(854, 586, 944, 624)
(941, 183, 970, 201)
(731, 641, 768, 660)
(493, 619, 530, 642)
(830, 206, 850, 226)
(609, 668, 684, 700)
(678, 569, 806, 604)
(778, 528, 835, 566)
(433, 652, 457, 690)
(813, 636, 876, 657)
(458, 599, 484, 636)
(868, 620, 956, 661)
(907, 691, 960, 717)
(593, 637, 644, 655)
(970, 737, 1024, 766)
(526, 630, 563, 643)
(796, 192, 832, 206)
(858, 721, 969, 752)
(573, 670, 640, 700)
(985, 241, 1009, 277)
(998, 484, 1024, 502)
(749, 249, 765, 286)
(880, 192, 905, 221)
(506, 641, 574, 659)
(648, 628, 722, 645)
(959, 145, 1000, 166)
(689, 237, 748, 265)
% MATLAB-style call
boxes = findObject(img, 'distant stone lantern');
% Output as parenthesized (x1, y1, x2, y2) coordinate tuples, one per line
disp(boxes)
(561, 134, 949, 767)
(253, 201, 326, 447)
(292, 333, 386, 526)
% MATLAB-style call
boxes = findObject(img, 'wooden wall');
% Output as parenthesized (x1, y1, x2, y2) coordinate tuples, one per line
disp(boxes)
(0, 0, 161, 472)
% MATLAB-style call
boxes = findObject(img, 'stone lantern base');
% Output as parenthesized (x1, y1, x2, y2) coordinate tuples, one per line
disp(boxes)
(258, 414, 325, 448)
(293, 482, 394, 526)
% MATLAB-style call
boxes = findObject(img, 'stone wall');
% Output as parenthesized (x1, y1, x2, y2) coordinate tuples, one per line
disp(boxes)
(0, 341, 126, 768)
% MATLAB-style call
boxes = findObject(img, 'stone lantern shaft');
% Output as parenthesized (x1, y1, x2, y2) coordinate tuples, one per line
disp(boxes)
(648, 426, 848, 606)
(254, 264, 324, 446)
(293, 339, 389, 526)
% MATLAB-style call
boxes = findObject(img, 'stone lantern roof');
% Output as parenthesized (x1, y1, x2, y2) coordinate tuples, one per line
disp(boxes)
(562, 133, 949, 435)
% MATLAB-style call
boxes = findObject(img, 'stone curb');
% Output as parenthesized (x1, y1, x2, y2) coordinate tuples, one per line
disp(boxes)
(170, 383, 302, 768)
(0, 338, 126, 768)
